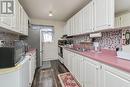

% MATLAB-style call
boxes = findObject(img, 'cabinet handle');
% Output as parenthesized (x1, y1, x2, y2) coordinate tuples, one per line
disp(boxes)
(100, 66, 102, 69)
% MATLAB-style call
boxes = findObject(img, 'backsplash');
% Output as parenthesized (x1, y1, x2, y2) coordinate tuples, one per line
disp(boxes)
(94, 30, 122, 49)
(72, 29, 130, 50)
(0, 32, 19, 41)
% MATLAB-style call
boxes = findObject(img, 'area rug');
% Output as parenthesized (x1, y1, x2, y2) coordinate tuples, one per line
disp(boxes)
(58, 72, 81, 87)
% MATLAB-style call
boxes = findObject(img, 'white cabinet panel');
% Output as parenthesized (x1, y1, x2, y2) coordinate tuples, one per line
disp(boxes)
(63, 49, 130, 87)
(0, 15, 12, 30)
(20, 58, 30, 87)
(94, 0, 114, 31)
(115, 16, 121, 27)
(79, 56, 84, 87)
(83, 58, 100, 87)
(82, 1, 94, 33)
(102, 65, 130, 87)
(0, 0, 28, 35)
(115, 13, 130, 28)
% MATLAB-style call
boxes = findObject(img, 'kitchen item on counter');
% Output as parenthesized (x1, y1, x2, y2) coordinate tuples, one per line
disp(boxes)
(125, 30, 130, 45)
(117, 51, 130, 61)
(80, 41, 93, 51)
(93, 42, 101, 53)
(61, 35, 68, 39)
(122, 29, 130, 45)
(0, 40, 4, 47)
(116, 45, 130, 61)
(0, 41, 25, 68)
(58, 40, 67, 46)
(122, 45, 130, 53)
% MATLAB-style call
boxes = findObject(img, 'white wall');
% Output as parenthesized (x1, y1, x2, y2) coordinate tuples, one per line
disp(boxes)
(31, 19, 65, 61)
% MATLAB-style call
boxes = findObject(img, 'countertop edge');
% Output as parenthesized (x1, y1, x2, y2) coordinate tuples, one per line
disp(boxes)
(64, 47, 130, 73)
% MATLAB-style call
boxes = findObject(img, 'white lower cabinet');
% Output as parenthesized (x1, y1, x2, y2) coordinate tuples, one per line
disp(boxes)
(101, 64, 130, 87)
(83, 58, 100, 87)
(29, 52, 36, 86)
(63, 49, 130, 87)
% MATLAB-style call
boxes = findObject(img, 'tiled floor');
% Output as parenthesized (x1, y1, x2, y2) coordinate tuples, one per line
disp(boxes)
(32, 60, 68, 87)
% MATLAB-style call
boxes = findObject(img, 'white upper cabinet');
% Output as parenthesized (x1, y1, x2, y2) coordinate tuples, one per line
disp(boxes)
(64, 0, 115, 36)
(0, 0, 28, 36)
(0, 15, 12, 30)
(12, 0, 21, 32)
(93, 0, 114, 31)
(115, 13, 130, 28)
(82, 1, 94, 33)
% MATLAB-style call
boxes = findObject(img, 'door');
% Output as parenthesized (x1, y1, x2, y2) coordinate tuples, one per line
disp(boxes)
(79, 56, 85, 87)
(102, 65, 130, 87)
(94, 0, 114, 31)
(83, 1, 94, 33)
(40, 26, 55, 62)
(83, 58, 100, 87)
(121, 13, 130, 27)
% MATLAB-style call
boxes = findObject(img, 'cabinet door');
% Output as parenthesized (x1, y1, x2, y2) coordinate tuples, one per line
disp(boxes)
(0, 15, 12, 29)
(79, 56, 84, 86)
(14, 0, 21, 32)
(74, 13, 79, 35)
(102, 65, 130, 87)
(83, 1, 94, 33)
(94, 0, 114, 31)
(20, 59, 30, 87)
(121, 13, 130, 27)
(79, 10, 83, 34)
(115, 16, 121, 28)
(83, 58, 100, 87)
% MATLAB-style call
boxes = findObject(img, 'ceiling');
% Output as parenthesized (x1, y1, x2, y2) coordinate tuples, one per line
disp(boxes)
(19, 0, 130, 21)
(19, 0, 90, 21)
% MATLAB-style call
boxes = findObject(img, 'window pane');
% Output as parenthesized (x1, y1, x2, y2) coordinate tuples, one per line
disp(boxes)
(42, 29, 54, 43)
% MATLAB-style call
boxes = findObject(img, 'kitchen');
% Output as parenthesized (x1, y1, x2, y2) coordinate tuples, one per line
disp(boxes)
(0, 0, 130, 87)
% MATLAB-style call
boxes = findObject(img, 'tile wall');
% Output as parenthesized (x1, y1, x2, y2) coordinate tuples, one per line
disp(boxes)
(0, 32, 19, 41)
(72, 29, 130, 50)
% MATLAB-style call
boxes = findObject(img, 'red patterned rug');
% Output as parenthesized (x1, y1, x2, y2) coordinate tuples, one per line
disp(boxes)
(58, 72, 81, 87)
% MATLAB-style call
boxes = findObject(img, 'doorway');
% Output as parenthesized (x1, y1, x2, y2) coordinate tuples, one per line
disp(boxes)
(40, 26, 55, 63)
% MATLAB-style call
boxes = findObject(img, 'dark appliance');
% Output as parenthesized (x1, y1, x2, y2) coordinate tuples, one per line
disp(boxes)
(0, 41, 25, 68)
(58, 46, 63, 58)
(58, 40, 67, 46)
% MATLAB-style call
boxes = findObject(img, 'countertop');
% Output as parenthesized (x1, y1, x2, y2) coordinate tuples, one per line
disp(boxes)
(65, 47, 130, 73)
(0, 48, 36, 75)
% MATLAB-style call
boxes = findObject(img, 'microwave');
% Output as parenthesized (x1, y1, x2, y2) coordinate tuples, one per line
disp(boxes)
(0, 40, 25, 68)
(0, 47, 25, 68)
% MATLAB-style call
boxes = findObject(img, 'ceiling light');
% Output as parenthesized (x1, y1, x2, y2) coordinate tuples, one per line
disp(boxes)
(49, 11, 53, 16)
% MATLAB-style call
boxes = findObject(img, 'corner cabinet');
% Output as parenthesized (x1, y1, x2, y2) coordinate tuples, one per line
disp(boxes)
(94, 0, 114, 31)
